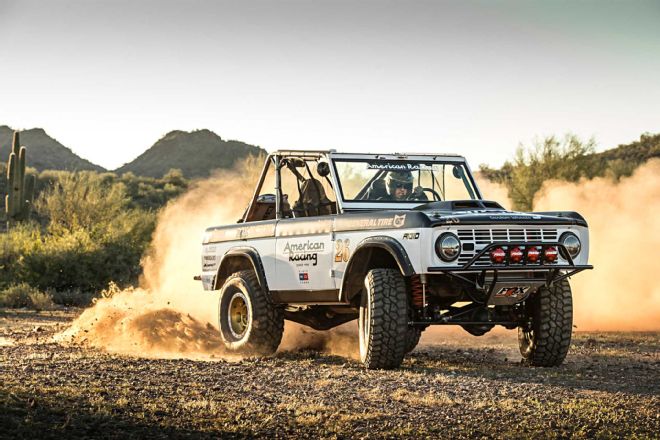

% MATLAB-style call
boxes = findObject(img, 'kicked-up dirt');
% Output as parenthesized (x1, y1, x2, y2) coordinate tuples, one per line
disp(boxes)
(1, 308, 658, 439)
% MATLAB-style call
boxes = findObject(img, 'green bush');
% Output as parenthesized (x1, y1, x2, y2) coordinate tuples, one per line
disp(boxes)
(49, 288, 96, 307)
(0, 283, 54, 311)
(480, 134, 598, 211)
(480, 132, 660, 211)
(0, 172, 156, 294)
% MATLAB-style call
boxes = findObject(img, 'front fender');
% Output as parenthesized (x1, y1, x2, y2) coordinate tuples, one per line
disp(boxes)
(339, 236, 415, 302)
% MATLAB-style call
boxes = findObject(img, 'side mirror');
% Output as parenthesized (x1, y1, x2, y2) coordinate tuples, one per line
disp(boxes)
(317, 161, 331, 177)
(452, 166, 464, 179)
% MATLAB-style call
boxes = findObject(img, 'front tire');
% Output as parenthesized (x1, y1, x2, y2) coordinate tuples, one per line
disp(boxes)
(218, 270, 284, 356)
(359, 269, 409, 369)
(518, 279, 573, 367)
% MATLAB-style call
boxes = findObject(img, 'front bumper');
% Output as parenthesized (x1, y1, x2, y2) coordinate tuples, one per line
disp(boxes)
(427, 241, 593, 305)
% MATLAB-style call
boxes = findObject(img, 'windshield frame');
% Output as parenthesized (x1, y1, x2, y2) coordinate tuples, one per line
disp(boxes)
(330, 154, 482, 210)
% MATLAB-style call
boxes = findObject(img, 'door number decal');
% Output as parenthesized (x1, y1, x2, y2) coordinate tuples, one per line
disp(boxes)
(335, 239, 350, 263)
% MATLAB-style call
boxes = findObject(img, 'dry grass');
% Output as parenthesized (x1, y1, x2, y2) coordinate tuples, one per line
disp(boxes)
(1, 309, 658, 439)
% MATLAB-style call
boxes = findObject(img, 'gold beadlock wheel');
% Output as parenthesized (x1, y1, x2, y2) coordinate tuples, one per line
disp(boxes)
(217, 270, 284, 355)
(228, 292, 249, 339)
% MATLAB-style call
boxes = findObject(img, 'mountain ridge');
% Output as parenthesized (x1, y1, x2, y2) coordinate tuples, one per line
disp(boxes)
(0, 125, 106, 172)
(114, 129, 267, 178)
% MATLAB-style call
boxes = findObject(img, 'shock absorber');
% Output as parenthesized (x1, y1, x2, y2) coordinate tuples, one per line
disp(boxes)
(410, 275, 424, 308)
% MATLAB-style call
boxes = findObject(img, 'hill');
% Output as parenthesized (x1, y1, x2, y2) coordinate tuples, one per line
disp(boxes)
(115, 129, 266, 178)
(0, 125, 105, 172)
(592, 132, 660, 166)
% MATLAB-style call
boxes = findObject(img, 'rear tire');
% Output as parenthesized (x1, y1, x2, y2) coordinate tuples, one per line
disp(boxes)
(518, 279, 573, 367)
(405, 327, 423, 353)
(359, 269, 408, 369)
(218, 270, 283, 356)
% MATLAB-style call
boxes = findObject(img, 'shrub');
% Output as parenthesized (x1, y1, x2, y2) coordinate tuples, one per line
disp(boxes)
(49, 288, 96, 307)
(0, 283, 53, 310)
(480, 134, 598, 211)
(28, 290, 55, 311)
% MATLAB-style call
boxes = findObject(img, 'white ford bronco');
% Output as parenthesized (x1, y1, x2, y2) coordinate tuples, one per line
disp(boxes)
(198, 151, 592, 369)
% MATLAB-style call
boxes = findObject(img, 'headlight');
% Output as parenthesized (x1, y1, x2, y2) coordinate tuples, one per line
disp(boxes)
(560, 232, 581, 258)
(436, 233, 461, 262)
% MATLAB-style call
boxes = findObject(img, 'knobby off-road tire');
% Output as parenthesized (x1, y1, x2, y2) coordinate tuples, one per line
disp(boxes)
(218, 270, 283, 356)
(359, 269, 409, 369)
(518, 279, 573, 367)
(405, 327, 423, 353)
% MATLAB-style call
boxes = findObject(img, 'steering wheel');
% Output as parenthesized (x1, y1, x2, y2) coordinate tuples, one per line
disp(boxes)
(419, 187, 442, 201)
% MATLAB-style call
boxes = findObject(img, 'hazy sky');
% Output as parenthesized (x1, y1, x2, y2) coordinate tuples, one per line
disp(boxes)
(1, 0, 659, 169)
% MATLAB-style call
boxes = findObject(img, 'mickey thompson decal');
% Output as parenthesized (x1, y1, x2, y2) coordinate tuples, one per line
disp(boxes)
(283, 241, 325, 266)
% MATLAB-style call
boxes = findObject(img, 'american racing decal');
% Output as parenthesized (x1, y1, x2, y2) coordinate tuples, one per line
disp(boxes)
(334, 239, 350, 262)
(283, 241, 325, 266)
(366, 162, 439, 171)
(494, 286, 531, 298)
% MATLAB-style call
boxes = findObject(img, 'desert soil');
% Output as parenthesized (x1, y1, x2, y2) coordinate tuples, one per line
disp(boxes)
(1, 309, 658, 439)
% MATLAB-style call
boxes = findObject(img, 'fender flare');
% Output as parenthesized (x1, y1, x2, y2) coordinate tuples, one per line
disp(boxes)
(214, 247, 269, 291)
(339, 236, 415, 302)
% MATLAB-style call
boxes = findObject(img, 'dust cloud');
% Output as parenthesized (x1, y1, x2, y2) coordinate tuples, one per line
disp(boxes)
(533, 159, 660, 331)
(58, 156, 264, 358)
(58, 155, 355, 359)
(474, 173, 511, 209)
(279, 322, 359, 359)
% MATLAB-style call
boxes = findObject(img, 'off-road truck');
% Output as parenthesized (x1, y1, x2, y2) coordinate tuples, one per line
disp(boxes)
(197, 151, 592, 369)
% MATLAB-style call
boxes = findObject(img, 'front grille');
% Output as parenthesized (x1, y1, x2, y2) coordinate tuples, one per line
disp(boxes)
(456, 227, 558, 267)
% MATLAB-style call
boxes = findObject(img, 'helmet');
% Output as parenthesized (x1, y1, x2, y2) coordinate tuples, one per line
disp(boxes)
(385, 171, 414, 198)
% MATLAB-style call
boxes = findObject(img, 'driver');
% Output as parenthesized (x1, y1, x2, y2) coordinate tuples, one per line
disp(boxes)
(384, 171, 416, 200)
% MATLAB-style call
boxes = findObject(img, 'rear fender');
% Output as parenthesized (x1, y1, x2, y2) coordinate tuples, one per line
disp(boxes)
(214, 247, 269, 291)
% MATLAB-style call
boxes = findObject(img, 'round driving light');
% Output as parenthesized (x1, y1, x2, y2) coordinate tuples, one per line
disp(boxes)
(490, 247, 506, 264)
(560, 232, 581, 258)
(527, 246, 541, 263)
(544, 246, 558, 263)
(435, 233, 461, 262)
(509, 247, 523, 264)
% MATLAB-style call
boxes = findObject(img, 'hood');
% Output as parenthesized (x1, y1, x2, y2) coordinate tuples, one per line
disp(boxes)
(414, 200, 588, 227)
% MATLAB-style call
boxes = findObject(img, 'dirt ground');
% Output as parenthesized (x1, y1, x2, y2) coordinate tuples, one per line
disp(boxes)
(1, 309, 658, 439)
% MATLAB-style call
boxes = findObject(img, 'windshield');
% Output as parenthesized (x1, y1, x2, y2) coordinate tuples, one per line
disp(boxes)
(333, 159, 478, 203)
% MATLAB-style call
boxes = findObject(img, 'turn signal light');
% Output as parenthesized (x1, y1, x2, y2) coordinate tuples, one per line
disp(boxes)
(490, 247, 506, 264)
(544, 246, 558, 263)
(527, 246, 541, 263)
(509, 247, 524, 264)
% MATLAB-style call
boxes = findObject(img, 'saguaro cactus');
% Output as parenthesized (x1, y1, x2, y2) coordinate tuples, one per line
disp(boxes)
(4, 131, 36, 226)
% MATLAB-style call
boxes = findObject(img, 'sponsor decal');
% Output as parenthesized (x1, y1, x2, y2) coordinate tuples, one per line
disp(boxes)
(403, 232, 420, 240)
(283, 240, 325, 266)
(340, 214, 408, 230)
(444, 216, 460, 224)
(494, 286, 530, 298)
(298, 272, 310, 284)
(489, 215, 542, 221)
(335, 239, 350, 262)
(366, 162, 439, 171)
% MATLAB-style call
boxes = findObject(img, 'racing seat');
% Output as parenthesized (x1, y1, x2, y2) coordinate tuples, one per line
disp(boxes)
(364, 178, 387, 200)
(292, 178, 335, 217)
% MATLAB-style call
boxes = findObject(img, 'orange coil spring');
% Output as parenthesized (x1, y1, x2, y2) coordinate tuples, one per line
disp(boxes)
(410, 275, 424, 308)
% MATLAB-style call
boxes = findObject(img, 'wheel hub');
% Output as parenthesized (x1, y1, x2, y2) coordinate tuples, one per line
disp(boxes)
(228, 292, 249, 339)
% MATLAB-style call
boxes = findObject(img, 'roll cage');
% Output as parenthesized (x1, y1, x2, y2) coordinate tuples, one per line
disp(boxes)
(241, 151, 483, 222)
